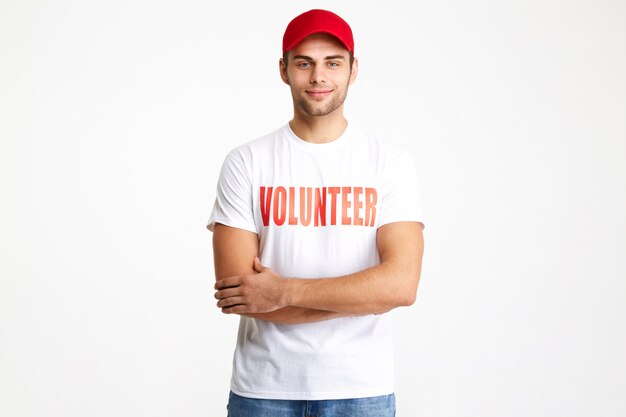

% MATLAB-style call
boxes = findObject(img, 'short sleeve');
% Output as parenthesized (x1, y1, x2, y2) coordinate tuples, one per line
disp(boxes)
(378, 150, 426, 229)
(206, 151, 257, 234)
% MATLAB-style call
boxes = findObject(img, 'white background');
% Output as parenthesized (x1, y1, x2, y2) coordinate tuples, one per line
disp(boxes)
(1, 1, 625, 416)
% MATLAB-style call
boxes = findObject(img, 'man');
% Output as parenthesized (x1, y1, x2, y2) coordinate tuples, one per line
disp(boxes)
(207, 9, 425, 417)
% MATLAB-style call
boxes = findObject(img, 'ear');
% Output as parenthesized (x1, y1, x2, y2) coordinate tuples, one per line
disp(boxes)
(279, 57, 290, 85)
(349, 56, 359, 86)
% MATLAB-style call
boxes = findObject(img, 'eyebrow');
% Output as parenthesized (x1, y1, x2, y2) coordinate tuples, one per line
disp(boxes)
(291, 54, 346, 61)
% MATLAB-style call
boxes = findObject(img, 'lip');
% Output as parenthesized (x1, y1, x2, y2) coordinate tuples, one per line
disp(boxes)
(306, 89, 333, 98)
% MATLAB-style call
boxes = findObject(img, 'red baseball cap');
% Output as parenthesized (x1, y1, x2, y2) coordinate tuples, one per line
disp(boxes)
(282, 9, 354, 54)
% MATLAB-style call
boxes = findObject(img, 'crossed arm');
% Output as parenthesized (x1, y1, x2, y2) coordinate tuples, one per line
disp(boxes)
(212, 221, 424, 324)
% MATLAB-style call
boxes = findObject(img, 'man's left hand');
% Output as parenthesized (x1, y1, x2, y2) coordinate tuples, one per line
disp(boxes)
(214, 257, 287, 314)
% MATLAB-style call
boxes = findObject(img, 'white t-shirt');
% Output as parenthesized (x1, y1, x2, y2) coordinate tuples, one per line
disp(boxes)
(207, 122, 425, 400)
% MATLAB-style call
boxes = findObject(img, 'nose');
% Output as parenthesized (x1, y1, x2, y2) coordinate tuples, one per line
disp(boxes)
(309, 64, 326, 84)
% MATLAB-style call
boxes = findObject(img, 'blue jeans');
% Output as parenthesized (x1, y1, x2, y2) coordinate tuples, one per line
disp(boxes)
(227, 391, 396, 417)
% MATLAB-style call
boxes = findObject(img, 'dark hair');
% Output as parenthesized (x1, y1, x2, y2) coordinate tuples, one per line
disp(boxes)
(282, 50, 355, 70)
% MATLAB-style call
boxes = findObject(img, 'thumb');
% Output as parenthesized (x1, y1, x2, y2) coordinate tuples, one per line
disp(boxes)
(253, 256, 265, 273)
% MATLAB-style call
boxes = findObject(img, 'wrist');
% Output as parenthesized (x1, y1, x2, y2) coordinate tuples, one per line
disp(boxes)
(281, 277, 301, 308)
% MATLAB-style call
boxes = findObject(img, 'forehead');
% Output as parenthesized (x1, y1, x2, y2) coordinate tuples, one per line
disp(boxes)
(289, 33, 348, 57)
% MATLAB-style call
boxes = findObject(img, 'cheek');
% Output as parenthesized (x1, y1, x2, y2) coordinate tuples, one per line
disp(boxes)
(293, 75, 313, 89)
(335, 70, 352, 83)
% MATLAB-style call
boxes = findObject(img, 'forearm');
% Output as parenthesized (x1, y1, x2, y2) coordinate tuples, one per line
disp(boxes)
(283, 262, 418, 315)
(216, 262, 414, 318)
(213, 223, 424, 318)
(244, 306, 352, 324)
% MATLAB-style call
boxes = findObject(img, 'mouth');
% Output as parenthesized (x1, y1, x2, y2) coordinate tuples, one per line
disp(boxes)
(306, 89, 333, 99)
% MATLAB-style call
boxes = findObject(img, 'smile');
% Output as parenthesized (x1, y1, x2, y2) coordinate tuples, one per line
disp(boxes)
(306, 90, 333, 98)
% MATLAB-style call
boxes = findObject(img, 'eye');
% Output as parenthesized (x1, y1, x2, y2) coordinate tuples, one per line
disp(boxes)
(328, 61, 340, 68)
(297, 62, 311, 69)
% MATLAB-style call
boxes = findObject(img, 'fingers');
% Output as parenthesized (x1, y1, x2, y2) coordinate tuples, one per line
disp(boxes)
(214, 286, 247, 310)
(221, 304, 248, 315)
(217, 296, 246, 309)
(214, 276, 246, 312)
(214, 277, 241, 290)
(214, 287, 240, 300)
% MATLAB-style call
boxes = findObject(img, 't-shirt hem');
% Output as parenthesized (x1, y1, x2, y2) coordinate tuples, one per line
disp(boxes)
(230, 385, 395, 401)
(207, 217, 258, 234)
(378, 217, 426, 230)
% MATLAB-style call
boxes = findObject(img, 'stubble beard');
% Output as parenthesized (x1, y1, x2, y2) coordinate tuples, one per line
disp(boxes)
(293, 83, 349, 117)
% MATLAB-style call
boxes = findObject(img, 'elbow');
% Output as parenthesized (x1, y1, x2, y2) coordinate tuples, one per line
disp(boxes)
(383, 286, 417, 309)
(379, 261, 421, 310)
(397, 272, 420, 307)
(377, 288, 416, 314)
(398, 289, 417, 307)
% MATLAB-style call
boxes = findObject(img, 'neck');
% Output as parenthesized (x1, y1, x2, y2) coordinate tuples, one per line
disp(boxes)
(288, 107, 348, 144)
